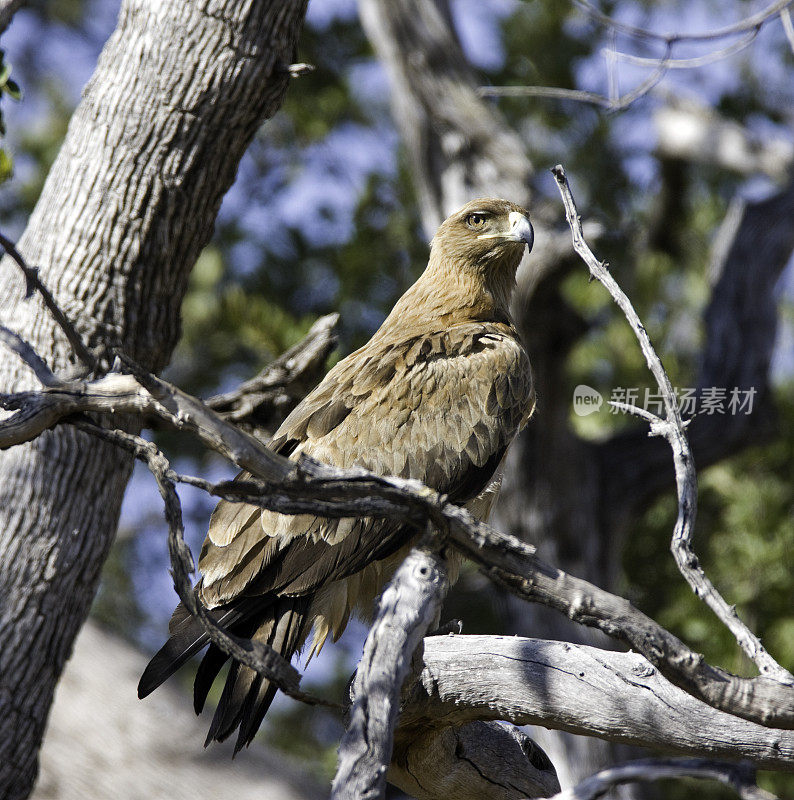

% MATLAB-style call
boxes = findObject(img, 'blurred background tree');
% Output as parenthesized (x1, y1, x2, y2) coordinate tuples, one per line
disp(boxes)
(1, 1, 792, 798)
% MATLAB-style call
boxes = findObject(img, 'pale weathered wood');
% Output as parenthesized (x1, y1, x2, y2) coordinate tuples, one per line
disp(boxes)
(401, 635, 794, 772)
(0, 1, 309, 796)
(331, 542, 449, 800)
(552, 164, 794, 688)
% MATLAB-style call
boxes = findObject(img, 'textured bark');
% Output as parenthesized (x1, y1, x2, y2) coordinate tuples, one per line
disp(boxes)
(0, 1, 308, 797)
(390, 720, 560, 800)
(401, 636, 794, 771)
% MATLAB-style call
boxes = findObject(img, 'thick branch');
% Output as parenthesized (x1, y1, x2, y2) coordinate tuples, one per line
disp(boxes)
(401, 635, 794, 772)
(331, 541, 449, 800)
(358, 0, 531, 236)
(653, 96, 794, 178)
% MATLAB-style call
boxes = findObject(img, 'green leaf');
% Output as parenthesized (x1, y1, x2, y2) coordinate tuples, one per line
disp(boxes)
(0, 149, 13, 184)
(4, 79, 22, 101)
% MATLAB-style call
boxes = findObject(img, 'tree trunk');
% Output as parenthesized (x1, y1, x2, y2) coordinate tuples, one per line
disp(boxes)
(0, 2, 308, 797)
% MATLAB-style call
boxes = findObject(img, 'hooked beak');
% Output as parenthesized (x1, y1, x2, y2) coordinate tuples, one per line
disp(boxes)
(478, 211, 534, 251)
(505, 211, 534, 249)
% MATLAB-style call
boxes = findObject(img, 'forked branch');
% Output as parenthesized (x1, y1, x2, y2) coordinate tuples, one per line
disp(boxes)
(551, 163, 794, 688)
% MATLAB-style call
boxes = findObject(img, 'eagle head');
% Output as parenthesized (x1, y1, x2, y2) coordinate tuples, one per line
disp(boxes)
(430, 198, 533, 275)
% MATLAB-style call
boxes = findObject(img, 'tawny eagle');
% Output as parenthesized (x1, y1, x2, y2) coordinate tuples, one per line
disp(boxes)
(139, 198, 535, 752)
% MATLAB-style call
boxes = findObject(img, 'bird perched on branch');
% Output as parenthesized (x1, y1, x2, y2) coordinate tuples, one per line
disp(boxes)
(138, 198, 535, 752)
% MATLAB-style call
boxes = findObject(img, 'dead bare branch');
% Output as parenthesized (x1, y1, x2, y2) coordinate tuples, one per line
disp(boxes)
(551, 163, 794, 687)
(549, 757, 777, 800)
(573, 0, 792, 43)
(0, 232, 99, 372)
(331, 539, 449, 800)
(482, 0, 790, 110)
(206, 313, 338, 438)
(402, 636, 794, 772)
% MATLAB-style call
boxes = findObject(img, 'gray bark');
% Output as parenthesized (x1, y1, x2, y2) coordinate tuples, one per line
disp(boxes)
(402, 636, 794, 771)
(0, 1, 308, 797)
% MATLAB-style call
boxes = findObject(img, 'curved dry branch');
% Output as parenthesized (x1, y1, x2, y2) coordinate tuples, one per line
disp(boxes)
(402, 636, 794, 771)
(551, 164, 794, 687)
(3, 355, 794, 729)
(206, 313, 339, 438)
(483, 0, 787, 111)
(573, 0, 792, 43)
(0, 232, 99, 372)
(550, 757, 776, 800)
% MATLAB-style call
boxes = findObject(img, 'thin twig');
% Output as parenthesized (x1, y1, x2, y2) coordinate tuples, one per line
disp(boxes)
(0, 232, 98, 371)
(549, 757, 777, 800)
(478, 84, 615, 108)
(551, 163, 794, 686)
(480, 41, 671, 112)
(0, 325, 58, 387)
(574, 0, 792, 43)
(610, 28, 759, 70)
(482, 0, 785, 111)
(75, 420, 340, 712)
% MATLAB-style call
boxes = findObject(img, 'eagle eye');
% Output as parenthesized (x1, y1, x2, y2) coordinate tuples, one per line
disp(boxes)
(465, 212, 488, 230)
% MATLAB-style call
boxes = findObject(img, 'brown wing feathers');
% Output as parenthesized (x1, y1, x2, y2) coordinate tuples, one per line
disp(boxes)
(138, 198, 535, 750)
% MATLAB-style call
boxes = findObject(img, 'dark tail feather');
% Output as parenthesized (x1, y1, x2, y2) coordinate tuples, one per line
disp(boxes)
(203, 596, 310, 751)
(193, 644, 231, 715)
(204, 660, 252, 745)
(235, 679, 279, 753)
(138, 603, 243, 699)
